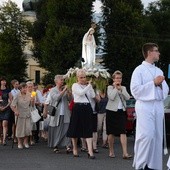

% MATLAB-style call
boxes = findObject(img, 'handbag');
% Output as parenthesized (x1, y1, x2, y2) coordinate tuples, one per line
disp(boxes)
(30, 107, 41, 123)
(47, 104, 56, 116)
(47, 98, 62, 116)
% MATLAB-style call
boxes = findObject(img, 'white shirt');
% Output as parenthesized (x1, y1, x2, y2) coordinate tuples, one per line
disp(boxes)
(11, 88, 20, 98)
(72, 83, 95, 103)
(36, 90, 43, 103)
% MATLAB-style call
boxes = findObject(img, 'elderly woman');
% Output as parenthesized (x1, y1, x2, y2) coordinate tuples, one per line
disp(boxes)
(106, 70, 132, 159)
(67, 69, 96, 159)
(44, 75, 72, 153)
(11, 82, 34, 149)
(26, 81, 36, 145)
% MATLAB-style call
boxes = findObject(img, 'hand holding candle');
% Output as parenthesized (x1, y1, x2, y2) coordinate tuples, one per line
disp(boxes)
(31, 91, 37, 98)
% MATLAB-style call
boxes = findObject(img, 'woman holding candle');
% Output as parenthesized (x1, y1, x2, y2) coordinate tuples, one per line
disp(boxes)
(26, 81, 36, 145)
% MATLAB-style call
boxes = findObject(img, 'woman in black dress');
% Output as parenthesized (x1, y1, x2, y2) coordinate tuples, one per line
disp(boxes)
(67, 69, 96, 159)
(106, 71, 132, 159)
(0, 77, 11, 145)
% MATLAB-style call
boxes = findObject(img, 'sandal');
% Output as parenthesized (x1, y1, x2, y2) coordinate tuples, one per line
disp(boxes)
(81, 148, 88, 152)
(123, 154, 132, 159)
(3, 139, 7, 146)
(66, 147, 72, 154)
(102, 144, 108, 148)
(53, 147, 60, 153)
(109, 154, 116, 158)
(93, 149, 99, 153)
(30, 141, 35, 146)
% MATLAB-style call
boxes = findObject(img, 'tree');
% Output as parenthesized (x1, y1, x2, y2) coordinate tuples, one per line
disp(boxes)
(31, 0, 95, 85)
(145, 0, 170, 83)
(0, 0, 30, 82)
(100, 0, 147, 90)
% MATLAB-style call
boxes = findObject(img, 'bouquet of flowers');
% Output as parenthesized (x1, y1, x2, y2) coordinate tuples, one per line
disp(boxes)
(64, 67, 111, 92)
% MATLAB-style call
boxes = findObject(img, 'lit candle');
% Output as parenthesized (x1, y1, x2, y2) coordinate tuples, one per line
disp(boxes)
(31, 91, 37, 97)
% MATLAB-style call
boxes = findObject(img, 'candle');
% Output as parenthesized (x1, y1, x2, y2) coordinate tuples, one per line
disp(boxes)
(31, 91, 37, 97)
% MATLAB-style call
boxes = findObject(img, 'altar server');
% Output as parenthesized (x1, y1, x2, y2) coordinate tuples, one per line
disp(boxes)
(130, 43, 169, 170)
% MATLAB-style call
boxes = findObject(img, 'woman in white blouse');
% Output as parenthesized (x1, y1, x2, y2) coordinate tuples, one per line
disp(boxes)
(67, 69, 96, 159)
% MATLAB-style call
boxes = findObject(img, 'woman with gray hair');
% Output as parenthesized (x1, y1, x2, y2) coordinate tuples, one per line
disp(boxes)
(11, 82, 35, 149)
(67, 69, 96, 159)
(44, 75, 72, 153)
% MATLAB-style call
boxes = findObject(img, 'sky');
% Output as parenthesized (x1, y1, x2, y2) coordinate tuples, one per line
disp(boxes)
(0, 0, 156, 12)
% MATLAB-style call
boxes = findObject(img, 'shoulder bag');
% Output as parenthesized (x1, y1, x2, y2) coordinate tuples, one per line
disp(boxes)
(47, 98, 62, 116)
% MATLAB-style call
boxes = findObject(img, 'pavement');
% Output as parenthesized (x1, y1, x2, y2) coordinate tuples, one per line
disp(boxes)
(0, 136, 169, 170)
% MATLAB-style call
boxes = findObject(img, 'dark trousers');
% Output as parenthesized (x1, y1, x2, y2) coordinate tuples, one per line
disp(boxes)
(33, 106, 43, 142)
(8, 109, 14, 138)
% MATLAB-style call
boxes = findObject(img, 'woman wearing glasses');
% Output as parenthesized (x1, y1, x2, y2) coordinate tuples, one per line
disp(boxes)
(106, 70, 132, 159)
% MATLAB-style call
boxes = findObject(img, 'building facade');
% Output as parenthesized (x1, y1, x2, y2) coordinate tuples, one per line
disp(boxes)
(22, 0, 47, 84)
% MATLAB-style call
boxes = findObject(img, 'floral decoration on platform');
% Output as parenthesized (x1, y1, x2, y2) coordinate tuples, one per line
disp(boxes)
(64, 67, 111, 91)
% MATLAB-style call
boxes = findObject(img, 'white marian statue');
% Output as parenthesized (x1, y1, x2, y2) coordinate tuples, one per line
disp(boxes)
(82, 27, 96, 69)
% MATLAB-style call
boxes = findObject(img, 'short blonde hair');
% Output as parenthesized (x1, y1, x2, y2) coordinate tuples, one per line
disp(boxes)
(76, 69, 86, 77)
(54, 75, 64, 82)
(26, 81, 33, 86)
(112, 70, 122, 79)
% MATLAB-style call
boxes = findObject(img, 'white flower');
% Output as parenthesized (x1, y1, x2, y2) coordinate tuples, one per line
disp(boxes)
(100, 72, 107, 79)
(106, 72, 111, 78)
(94, 72, 99, 78)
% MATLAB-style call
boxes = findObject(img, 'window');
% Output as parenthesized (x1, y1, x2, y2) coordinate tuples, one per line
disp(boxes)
(35, 70, 40, 84)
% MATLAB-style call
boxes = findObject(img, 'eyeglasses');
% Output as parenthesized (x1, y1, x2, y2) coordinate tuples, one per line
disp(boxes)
(79, 77, 86, 79)
(151, 50, 159, 52)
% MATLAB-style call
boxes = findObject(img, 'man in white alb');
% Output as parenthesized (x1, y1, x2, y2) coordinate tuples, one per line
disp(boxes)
(130, 43, 169, 170)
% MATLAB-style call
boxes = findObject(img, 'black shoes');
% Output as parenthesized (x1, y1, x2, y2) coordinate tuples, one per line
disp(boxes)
(66, 147, 72, 154)
(87, 153, 95, 159)
(93, 149, 99, 153)
(73, 154, 80, 157)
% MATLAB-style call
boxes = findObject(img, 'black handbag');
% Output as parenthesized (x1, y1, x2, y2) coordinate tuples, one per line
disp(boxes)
(47, 98, 62, 116)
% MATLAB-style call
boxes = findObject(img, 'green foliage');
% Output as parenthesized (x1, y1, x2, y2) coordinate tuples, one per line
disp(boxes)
(100, 0, 146, 90)
(0, 1, 30, 82)
(145, 0, 170, 82)
(31, 0, 95, 83)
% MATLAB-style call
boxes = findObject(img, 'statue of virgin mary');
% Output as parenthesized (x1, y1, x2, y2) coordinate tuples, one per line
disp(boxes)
(82, 28, 96, 69)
